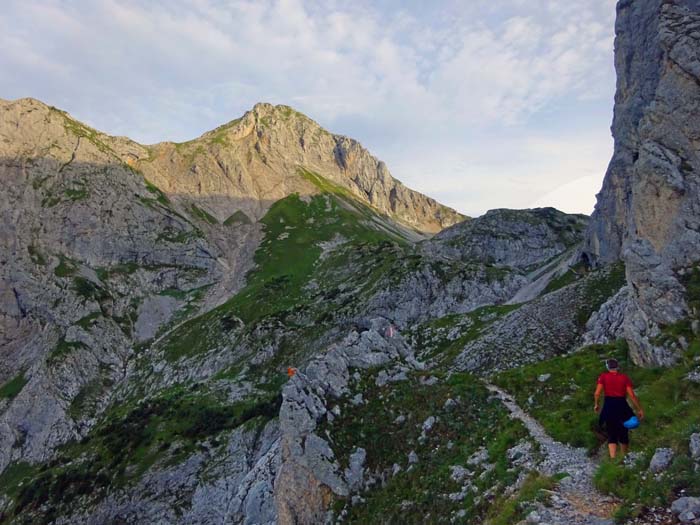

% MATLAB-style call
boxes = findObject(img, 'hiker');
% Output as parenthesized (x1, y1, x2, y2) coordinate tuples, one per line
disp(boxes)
(594, 358, 644, 459)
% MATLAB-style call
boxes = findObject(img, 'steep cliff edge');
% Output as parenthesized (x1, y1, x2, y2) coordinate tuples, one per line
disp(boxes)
(583, 0, 700, 365)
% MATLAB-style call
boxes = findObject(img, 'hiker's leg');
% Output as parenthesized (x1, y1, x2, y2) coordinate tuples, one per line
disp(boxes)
(619, 427, 630, 457)
(607, 420, 621, 458)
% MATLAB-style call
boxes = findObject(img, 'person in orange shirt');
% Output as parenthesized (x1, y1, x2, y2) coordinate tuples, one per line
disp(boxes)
(594, 358, 645, 459)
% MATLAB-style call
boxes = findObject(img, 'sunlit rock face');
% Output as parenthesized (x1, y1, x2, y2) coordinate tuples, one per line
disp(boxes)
(583, 0, 700, 365)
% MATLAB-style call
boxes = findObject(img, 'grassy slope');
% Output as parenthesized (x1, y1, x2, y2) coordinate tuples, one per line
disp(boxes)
(324, 371, 534, 524)
(493, 339, 700, 520)
(155, 174, 409, 363)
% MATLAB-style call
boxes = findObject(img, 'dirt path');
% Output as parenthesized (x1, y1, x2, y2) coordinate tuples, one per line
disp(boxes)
(486, 383, 619, 525)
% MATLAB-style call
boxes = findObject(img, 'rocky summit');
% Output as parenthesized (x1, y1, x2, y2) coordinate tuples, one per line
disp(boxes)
(1, 1, 700, 524)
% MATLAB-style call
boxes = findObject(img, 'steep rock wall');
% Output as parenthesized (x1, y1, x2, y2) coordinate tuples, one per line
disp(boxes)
(584, 0, 700, 365)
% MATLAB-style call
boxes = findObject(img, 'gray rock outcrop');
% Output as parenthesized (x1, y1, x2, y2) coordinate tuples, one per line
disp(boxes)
(275, 322, 422, 524)
(428, 207, 586, 269)
(690, 433, 700, 461)
(453, 264, 626, 374)
(56, 419, 281, 525)
(583, 0, 700, 365)
(672, 497, 700, 523)
(580, 286, 630, 346)
(649, 447, 675, 473)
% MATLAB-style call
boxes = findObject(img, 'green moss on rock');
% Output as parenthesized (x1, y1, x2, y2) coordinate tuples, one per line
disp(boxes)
(224, 210, 252, 226)
(0, 373, 29, 400)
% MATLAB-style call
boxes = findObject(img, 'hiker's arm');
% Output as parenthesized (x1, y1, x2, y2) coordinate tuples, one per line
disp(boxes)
(594, 384, 603, 413)
(626, 386, 644, 420)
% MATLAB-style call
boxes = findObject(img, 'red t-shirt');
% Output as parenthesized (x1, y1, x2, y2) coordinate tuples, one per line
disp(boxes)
(597, 372, 632, 397)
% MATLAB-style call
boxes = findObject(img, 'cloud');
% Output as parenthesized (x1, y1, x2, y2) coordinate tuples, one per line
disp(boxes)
(0, 0, 617, 216)
(383, 125, 613, 217)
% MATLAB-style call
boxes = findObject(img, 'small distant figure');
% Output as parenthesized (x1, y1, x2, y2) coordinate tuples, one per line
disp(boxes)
(385, 325, 396, 338)
(594, 358, 645, 459)
(287, 367, 297, 378)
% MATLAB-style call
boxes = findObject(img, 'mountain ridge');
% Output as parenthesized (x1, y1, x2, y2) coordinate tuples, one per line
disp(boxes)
(0, 96, 465, 236)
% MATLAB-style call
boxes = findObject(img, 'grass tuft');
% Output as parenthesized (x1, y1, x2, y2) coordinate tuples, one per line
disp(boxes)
(190, 204, 218, 225)
(486, 472, 557, 525)
(223, 210, 252, 226)
(54, 256, 76, 277)
(0, 373, 29, 400)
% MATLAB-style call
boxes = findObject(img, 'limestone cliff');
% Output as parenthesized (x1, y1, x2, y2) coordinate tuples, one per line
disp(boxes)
(583, 0, 700, 365)
(429, 207, 587, 269)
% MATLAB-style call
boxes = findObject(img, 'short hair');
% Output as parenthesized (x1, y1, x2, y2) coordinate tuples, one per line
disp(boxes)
(606, 358, 619, 370)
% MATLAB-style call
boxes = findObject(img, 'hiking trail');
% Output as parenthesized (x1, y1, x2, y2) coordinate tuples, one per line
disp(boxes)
(486, 383, 619, 525)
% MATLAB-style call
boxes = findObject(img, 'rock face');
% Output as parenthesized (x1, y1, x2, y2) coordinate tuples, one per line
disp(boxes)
(580, 286, 630, 347)
(121, 101, 463, 235)
(276, 321, 420, 524)
(583, 0, 700, 365)
(451, 264, 626, 374)
(357, 207, 588, 328)
(0, 97, 260, 474)
(58, 420, 281, 525)
(431, 208, 587, 269)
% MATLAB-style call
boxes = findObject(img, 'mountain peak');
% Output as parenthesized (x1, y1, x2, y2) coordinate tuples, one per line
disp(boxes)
(1, 96, 49, 108)
(1, 96, 464, 234)
(137, 100, 465, 233)
(246, 102, 316, 131)
(250, 101, 299, 116)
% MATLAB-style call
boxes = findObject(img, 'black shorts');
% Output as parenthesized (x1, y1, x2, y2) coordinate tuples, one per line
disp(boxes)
(599, 396, 633, 445)
(605, 418, 629, 445)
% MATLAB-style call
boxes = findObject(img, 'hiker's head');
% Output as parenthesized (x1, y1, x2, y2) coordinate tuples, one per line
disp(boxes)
(605, 358, 619, 371)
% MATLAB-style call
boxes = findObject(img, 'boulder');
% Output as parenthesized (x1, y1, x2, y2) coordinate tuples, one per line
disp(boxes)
(690, 433, 700, 461)
(649, 448, 674, 473)
(421, 416, 437, 433)
(672, 497, 700, 516)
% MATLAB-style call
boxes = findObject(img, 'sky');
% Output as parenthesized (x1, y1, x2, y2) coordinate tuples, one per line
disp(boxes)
(0, 0, 619, 217)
